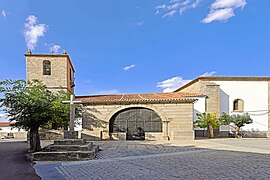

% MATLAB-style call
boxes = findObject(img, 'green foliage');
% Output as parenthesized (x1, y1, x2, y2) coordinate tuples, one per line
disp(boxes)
(194, 112, 220, 128)
(0, 79, 73, 151)
(44, 90, 70, 130)
(0, 79, 54, 130)
(195, 112, 220, 138)
(219, 112, 253, 128)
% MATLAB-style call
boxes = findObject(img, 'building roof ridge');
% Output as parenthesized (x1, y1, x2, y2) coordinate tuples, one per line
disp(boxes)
(174, 76, 270, 92)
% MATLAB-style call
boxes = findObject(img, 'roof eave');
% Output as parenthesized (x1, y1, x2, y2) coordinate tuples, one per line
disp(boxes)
(81, 99, 196, 105)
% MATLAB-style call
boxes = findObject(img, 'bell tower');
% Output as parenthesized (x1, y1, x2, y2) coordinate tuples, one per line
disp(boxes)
(25, 50, 75, 93)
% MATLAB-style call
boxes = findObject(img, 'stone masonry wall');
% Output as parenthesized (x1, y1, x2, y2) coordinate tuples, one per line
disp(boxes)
(177, 80, 220, 137)
(26, 56, 68, 92)
(66, 60, 74, 93)
(81, 102, 194, 141)
(178, 80, 203, 94)
(177, 80, 220, 115)
(204, 83, 220, 116)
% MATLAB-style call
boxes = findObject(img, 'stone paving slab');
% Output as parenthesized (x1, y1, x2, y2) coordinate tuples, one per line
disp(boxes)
(96, 146, 203, 159)
(35, 139, 270, 180)
(56, 149, 270, 180)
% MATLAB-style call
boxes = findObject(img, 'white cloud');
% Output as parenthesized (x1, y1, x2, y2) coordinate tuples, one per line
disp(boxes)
(211, 0, 246, 9)
(200, 71, 216, 77)
(157, 71, 217, 92)
(157, 76, 191, 92)
(156, 4, 167, 10)
(1, 10, 6, 17)
(24, 15, 48, 50)
(156, 0, 246, 23)
(179, 0, 201, 15)
(123, 64, 135, 71)
(202, 8, 234, 23)
(163, 10, 177, 17)
(202, 0, 247, 23)
(50, 44, 61, 54)
(156, 0, 202, 18)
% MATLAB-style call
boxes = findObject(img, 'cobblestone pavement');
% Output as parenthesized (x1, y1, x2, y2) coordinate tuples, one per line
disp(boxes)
(36, 139, 270, 180)
(56, 148, 270, 180)
(96, 146, 204, 159)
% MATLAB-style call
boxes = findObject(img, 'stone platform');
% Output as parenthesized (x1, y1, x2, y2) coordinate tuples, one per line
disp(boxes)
(32, 139, 99, 161)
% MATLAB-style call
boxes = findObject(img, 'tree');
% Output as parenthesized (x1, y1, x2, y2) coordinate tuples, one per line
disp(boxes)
(195, 112, 220, 138)
(219, 112, 253, 138)
(0, 79, 68, 152)
(44, 91, 70, 130)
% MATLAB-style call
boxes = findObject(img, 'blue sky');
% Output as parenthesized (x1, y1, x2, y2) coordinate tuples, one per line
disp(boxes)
(0, 0, 269, 98)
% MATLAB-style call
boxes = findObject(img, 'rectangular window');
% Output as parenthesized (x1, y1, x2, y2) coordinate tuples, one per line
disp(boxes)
(43, 60, 51, 75)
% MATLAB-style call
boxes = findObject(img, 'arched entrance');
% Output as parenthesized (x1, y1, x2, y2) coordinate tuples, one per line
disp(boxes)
(109, 107, 162, 140)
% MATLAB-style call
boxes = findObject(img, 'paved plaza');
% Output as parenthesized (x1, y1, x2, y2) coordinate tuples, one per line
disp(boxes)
(0, 139, 40, 180)
(34, 139, 270, 180)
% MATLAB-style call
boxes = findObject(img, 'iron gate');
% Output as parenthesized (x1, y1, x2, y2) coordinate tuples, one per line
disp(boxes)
(109, 108, 162, 140)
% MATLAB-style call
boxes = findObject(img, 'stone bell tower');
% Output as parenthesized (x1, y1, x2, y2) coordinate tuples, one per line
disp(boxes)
(25, 50, 75, 94)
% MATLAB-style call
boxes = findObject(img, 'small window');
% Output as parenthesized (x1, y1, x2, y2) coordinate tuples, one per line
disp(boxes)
(233, 99, 244, 111)
(43, 60, 51, 75)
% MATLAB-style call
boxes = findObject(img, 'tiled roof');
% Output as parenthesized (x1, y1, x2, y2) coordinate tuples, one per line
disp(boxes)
(76, 92, 205, 104)
(0, 122, 15, 127)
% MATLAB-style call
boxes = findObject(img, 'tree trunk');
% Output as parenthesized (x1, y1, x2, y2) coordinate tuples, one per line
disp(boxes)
(208, 123, 214, 138)
(29, 126, 41, 152)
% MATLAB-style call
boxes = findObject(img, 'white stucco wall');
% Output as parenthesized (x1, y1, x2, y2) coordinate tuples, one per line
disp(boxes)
(212, 81, 268, 132)
(193, 97, 206, 130)
(0, 126, 25, 133)
(75, 117, 82, 131)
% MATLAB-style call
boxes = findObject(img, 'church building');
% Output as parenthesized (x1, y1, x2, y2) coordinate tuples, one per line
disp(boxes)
(25, 51, 270, 140)
(177, 77, 270, 138)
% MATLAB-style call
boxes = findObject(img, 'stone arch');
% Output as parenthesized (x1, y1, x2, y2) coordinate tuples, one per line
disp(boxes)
(108, 105, 166, 140)
(233, 99, 244, 112)
(106, 104, 168, 123)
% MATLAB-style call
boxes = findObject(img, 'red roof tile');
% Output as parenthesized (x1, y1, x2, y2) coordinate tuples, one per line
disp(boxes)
(0, 122, 15, 127)
(76, 92, 205, 104)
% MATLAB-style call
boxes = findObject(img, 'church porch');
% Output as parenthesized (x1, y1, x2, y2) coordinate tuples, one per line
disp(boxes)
(76, 92, 204, 141)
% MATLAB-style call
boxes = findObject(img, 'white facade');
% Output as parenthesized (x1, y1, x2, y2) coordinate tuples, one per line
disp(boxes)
(212, 80, 269, 132)
(0, 126, 25, 133)
(192, 80, 269, 133)
(193, 97, 206, 130)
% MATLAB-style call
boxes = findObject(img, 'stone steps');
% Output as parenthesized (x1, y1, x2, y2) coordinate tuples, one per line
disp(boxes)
(32, 139, 99, 161)
(33, 145, 99, 161)
(54, 139, 86, 145)
(43, 142, 93, 152)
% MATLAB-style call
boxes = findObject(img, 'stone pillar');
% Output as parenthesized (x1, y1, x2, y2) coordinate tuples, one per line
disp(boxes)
(205, 83, 220, 137)
(162, 120, 170, 141)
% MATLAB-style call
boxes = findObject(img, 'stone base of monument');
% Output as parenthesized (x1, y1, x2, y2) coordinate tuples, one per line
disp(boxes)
(32, 139, 99, 161)
(64, 130, 78, 139)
